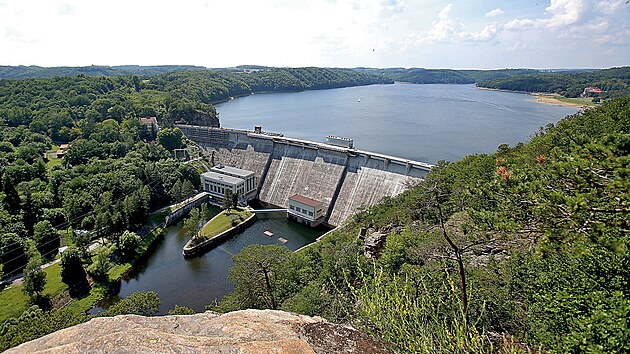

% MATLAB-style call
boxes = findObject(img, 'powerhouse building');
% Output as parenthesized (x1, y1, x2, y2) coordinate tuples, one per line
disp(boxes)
(287, 194, 325, 227)
(201, 165, 257, 205)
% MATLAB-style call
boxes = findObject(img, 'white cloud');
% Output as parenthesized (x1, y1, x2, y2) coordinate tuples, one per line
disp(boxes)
(504, 18, 535, 30)
(485, 8, 504, 18)
(418, 4, 499, 43)
(460, 23, 499, 42)
(543, 0, 588, 28)
(420, 4, 463, 42)
(0, 0, 628, 69)
(58, 3, 74, 16)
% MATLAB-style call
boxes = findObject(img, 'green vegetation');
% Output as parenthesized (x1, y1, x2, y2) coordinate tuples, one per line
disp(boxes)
(220, 97, 629, 352)
(367, 67, 538, 84)
(0, 65, 207, 80)
(478, 66, 630, 98)
(198, 208, 253, 240)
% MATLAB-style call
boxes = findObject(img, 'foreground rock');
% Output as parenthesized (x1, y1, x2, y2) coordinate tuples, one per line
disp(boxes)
(7, 309, 389, 353)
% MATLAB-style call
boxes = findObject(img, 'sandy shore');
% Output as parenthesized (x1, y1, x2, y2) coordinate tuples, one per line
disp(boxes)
(533, 95, 590, 108)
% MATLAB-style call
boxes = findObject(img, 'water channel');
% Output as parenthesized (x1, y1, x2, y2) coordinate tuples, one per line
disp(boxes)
(93, 207, 326, 314)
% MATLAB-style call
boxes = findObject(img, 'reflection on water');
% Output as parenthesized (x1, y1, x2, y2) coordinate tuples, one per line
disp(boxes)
(92, 207, 326, 315)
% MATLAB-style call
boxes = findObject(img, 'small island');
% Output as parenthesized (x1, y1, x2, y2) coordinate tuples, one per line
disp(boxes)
(182, 207, 256, 257)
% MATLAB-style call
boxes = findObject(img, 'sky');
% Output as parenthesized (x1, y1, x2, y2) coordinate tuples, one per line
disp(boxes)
(1, 0, 628, 69)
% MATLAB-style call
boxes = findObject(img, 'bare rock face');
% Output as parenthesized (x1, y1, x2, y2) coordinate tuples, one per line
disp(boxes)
(7, 309, 389, 354)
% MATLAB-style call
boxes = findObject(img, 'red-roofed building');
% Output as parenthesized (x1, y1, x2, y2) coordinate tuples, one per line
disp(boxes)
(583, 86, 603, 96)
(288, 194, 325, 227)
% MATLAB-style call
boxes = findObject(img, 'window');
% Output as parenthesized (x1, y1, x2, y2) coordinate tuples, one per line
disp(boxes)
(308, 211, 313, 216)
(289, 205, 295, 210)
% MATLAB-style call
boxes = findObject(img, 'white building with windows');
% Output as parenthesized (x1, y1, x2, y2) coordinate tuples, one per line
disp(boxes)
(210, 165, 256, 198)
(201, 165, 256, 205)
(287, 194, 325, 227)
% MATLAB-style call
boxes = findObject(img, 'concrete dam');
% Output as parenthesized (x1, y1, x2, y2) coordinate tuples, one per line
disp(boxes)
(177, 124, 433, 227)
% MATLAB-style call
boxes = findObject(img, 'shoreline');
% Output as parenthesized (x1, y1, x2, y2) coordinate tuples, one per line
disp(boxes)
(475, 85, 591, 108)
(532, 94, 592, 108)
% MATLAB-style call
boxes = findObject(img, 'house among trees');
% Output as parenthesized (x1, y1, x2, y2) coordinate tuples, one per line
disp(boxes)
(583, 86, 603, 97)
(53, 143, 71, 159)
(139, 116, 159, 139)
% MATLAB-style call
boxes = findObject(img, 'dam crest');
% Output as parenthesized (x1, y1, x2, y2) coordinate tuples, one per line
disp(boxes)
(177, 124, 433, 227)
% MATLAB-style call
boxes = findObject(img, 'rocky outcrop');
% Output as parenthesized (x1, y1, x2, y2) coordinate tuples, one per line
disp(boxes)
(7, 309, 389, 353)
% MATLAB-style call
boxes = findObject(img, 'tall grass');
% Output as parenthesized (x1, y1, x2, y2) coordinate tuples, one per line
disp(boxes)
(347, 265, 492, 353)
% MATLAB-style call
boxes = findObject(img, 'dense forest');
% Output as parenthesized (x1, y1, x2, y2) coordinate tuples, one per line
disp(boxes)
(478, 66, 630, 99)
(216, 98, 629, 352)
(0, 65, 207, 80)
(366, 68, 539, 84)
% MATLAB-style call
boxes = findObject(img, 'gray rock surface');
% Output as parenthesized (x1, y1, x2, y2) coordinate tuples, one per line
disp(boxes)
(7, 309, 389, 353)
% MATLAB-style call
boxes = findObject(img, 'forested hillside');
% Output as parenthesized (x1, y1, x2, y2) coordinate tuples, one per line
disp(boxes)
(478, 66, 630, 98)
(219, 98, 630, 352)
(369, 68, 538, 84)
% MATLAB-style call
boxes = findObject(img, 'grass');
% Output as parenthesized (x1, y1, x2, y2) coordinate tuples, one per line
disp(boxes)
(538, 94, 599, 107)
(45, 144, 63, 170)
(0, 263, 67, 323)
(148, 208, 171, 226)
(199, 208, 253, 239)
(0, 228, 165, 323)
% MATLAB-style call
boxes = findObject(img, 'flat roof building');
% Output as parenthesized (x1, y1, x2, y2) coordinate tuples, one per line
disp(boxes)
(287, 194, 325, 227)
(211, 165, 256, 198)
(201, 165, 257, 205)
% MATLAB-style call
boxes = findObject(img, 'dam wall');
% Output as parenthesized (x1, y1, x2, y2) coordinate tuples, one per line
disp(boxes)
(177, 124, 432, 226)
(259, 143, 347, 213)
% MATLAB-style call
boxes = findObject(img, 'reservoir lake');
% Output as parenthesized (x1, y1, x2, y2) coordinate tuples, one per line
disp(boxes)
(105, 84, 580, 313)
(216, 84, 580, 164)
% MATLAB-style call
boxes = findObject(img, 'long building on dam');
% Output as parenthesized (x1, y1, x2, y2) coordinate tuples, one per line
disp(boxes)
(177, 124, 433, 227)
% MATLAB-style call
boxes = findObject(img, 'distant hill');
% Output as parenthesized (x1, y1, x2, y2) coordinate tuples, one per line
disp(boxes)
(0, 65, 207, 79)
(477, 66, 630, 98)
(364, 68, 540, 84)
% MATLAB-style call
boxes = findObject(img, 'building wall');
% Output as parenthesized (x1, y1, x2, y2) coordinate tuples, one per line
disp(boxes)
(288, 199, 325, 222)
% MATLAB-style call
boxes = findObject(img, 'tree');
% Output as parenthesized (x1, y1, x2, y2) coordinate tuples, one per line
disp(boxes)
(105, 291, 161, 317)
(180, 179, 195, 200)
(22, 256, 46, 303)
(223, 190, 233, 211)
(118, 230, 141, 260)
(87, 245, 112, 282)
(21, 190, 37, 236)
(183, 208, 201, 240)
(0, 233, 28, 278)
(167, 305, 196, 315)
(157, 128, 184, 151)
(60, 248, 88, 296)
(2, 173, 20, 212)
(225, 245, 293, 310)
(33, 220, 60, 260)
(231, 191, 239, 209)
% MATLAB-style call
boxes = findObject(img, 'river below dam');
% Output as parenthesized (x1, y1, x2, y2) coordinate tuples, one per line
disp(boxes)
(93, 207, 326, 315)
(97, 83, 580, 313)
(216, 83, 580, 164)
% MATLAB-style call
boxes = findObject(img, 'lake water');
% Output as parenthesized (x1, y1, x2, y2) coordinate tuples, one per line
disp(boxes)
(216, 84, 580, 163)
(96, 207, 325, 315)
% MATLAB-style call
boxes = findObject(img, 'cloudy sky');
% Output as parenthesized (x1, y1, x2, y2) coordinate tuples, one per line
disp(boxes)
(1, 0, 628, 69)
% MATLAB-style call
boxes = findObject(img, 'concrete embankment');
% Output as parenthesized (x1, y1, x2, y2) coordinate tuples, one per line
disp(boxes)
(177, 125, 432, 227)
(182, 212, 257, 257)
(164, 192, 211, 226)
